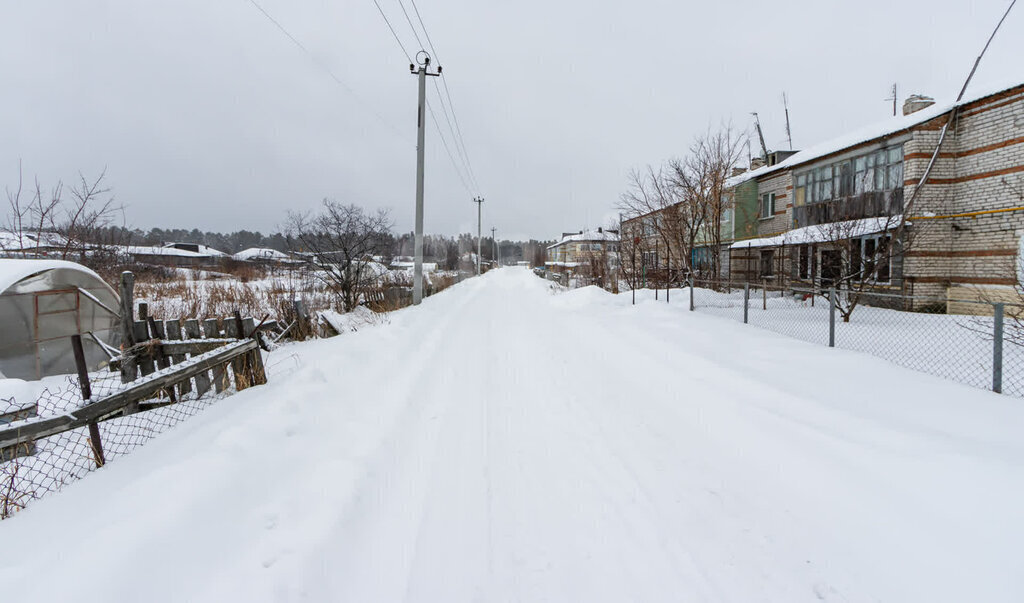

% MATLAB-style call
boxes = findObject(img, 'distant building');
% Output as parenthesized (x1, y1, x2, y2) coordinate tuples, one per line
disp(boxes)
(233, 247, 302, 265)
(545, 228, 619, 285)
(120, 243, 227, 268)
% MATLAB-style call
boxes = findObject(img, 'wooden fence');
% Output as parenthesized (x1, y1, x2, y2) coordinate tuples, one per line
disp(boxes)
(0, 271, 271, 468)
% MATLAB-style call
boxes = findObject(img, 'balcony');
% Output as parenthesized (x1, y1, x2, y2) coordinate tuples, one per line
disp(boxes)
(793, 189, 903, 228)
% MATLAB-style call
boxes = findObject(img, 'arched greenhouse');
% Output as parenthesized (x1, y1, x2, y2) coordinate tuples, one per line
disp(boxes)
(0, 259, 120, 380)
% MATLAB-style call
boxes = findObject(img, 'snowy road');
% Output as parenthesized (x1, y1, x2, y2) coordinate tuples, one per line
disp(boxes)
(3, 268, 1023, 602)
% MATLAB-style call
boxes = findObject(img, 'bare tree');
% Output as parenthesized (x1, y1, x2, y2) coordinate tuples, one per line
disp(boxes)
(285, 200, 393, 312)
(671, 126, 745, 282)
(4, 165, 123, 265)
(811, 211, 907, 322)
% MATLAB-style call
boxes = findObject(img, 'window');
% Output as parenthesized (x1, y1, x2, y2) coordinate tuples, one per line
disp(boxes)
(849, 239, 863, 280)
(799, 244, 810, 279)
(760, 249, 774, 276)
(795, 174, 807, 206)
(848, 234, 893, 283)
(795, 144, 904, 204)
(760, 192, 776, 219)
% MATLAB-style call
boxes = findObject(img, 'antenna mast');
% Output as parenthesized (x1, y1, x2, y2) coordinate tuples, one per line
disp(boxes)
(782, 93, 793, 151)
(751, 112, 768, 161)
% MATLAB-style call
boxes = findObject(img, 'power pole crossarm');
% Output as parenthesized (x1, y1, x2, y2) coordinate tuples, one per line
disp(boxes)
(410, 52, 441, 305)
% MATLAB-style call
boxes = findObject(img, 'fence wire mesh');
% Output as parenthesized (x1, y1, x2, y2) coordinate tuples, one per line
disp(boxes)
(689, 279, 1024, 398)
(1, 367, 236, 519)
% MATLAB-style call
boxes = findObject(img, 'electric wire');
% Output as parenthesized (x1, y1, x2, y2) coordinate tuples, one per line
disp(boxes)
(370, 0, 413, 63)
(244, 0, 408, 140)
(427, 100, 473, 193)
(408, 0, 480, 190)
(368, 0, 480, 194)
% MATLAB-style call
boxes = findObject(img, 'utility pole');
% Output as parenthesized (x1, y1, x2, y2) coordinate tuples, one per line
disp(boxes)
(473, 196, 484, 274)
(491, 227, 498, 267)
(410, 51, 441, 305)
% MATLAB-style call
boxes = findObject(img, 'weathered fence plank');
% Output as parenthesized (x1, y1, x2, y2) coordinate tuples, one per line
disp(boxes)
(0, 340, 259, 450)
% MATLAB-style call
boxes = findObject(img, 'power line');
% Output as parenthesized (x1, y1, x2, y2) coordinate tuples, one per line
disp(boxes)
(407, 0, 480, 190)
(427, 100, 472, 194)
(395, 0, 477, 191)
(396, 0, 427, 53)
(370, 0, 412, 62)
(244, 0, 408, 141)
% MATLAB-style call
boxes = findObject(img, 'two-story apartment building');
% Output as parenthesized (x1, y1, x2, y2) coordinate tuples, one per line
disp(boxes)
(725, 80, 1024, 309)
(545, 228, 620, 281)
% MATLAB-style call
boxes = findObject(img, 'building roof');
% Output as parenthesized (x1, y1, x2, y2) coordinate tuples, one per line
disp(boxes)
(164, 243, 227, 257)
(233, 247, 295, 261)
(547, 229, 620, 250)
(0, 259, 106, 294)
(726, 78, 1024, 188)
(0, 230, 69, 251)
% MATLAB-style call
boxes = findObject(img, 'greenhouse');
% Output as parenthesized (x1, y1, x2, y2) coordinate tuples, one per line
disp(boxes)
(0, 259, 120, 380)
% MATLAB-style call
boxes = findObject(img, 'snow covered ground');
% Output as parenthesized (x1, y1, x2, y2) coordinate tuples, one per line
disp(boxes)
(2, 268, 1023, 602)
(684, 285, 1024, 396)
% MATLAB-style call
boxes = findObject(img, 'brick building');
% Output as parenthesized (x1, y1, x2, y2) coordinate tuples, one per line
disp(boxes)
(723, 80, 1024, 310)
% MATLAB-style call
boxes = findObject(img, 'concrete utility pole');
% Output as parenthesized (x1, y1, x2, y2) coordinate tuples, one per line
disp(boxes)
(410, 51, 441, 305)
(491, 227, 498, 267)
(473, 196, 484, 274)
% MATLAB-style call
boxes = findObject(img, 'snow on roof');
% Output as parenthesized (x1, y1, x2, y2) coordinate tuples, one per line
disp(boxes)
(0, 230, 69, 250)
(726, 78, 1024, 188)
(0, 258, 106, 293)
(163, 243, 227, 257)
(729, 216, 908, 249)
(120, 245, 209, 258)
(547, 229, 620, 249)
(233, 247, 295, 261)
(390, 260, 438, 272)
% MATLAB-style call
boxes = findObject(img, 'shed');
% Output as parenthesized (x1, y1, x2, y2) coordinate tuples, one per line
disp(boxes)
(0, 259, 120, 380)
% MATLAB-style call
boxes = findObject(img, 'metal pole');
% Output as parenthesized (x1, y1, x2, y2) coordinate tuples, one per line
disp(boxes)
(409, 53, 441, 303)
(689, 276, 694, 311)
(743, 282, 749, 324)
(412, 62, 427, 305)
(655, 240, 659, 301)
(993, 303, 1004, 393)
(491, 227, 498, 268)
(828, 287, 836, 347)
(474, 196, 484, 275)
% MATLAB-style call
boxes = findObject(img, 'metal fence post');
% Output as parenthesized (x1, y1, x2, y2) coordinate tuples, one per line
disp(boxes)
(993, 303, 1004, 394)
(828, 287, 836, 348)
(743, 283, 749, 324)
(689, 277, 695, 311)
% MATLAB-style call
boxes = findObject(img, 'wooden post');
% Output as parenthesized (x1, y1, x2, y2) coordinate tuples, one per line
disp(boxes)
(225, 313, 247, 390)
(87, 422, 105, 468)
(136, 303, 155, 376)
(146, 318, 176, 402)
(185, 319, 212, 396)
(70, 334, 92, 401)
(72, 333, 105, 468)
(202, 318, 219, 339)
(210, 320, 230, 393)
(118, 272, 137, 383)
(165, 320, 192, 398)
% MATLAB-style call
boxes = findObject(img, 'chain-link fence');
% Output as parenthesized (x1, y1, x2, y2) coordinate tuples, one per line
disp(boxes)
(684, 279, 1024, 397)
(1, 356, 244, 519)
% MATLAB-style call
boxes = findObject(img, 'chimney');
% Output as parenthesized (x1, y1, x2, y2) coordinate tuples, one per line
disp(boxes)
(731, 167, 747, 177)
(597, 227, 603, 233)
(750, 157, 766, 170)
(903, 94, 936, 116)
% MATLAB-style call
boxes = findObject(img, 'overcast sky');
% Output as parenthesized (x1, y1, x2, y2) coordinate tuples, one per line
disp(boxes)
(2, 1, 1022, 240)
